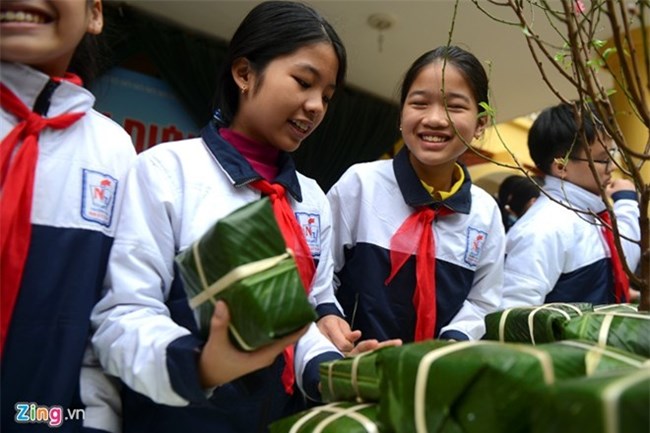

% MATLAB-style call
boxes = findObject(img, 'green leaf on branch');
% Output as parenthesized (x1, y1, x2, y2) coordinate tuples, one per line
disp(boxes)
(602, 47, 617, 60)
(591, 39, 606, 49)
(478, 102, 496, 119)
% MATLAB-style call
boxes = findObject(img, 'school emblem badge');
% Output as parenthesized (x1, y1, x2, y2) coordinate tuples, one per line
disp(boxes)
(295, 212, 321, 257)
(464, 227, 487, 267)
(81, 169, 118, 227)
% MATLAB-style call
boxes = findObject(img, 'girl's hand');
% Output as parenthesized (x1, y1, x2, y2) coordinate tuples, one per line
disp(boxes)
(198, 301, 308, 388)
(346, 338, 402, 357)
(316, 314, 361, 353)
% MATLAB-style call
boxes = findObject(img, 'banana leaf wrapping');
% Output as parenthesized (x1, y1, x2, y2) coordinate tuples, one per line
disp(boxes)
(531, 369, 650, 433)
(594, 303, 638, 313)
(562, 311, 650, 358)
(483, 303, 592, 344)
(269, 402, 389, 433)
(551, 340, 650, 373)
(175, 197, 317, 350)
(320, 348, 389, 403)
(377, 339, 646, 433)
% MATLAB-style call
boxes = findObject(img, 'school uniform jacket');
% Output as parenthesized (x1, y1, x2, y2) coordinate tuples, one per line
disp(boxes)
(1, 62, 136, 433)
(501, 175, 641, 308)
(327, 148, 505, 342)
(91, 123, 342, 433)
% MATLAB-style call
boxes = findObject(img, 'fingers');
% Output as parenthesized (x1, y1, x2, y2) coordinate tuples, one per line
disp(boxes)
(375, 338, 403, 349)
(207, 301, 231, 345)
(317, 315, 360, 352)
(198, 302, 305, 388)
(199, 301, 234, 387)
(333, 328, 360, 353)
(607, 178, 635, 195)
(351, 339, 379, 354)
(348, 329, 362, 344)
(347, 338, 403, 357)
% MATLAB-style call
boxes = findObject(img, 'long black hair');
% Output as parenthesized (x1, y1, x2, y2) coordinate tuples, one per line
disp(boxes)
(213, 1, 347, 127)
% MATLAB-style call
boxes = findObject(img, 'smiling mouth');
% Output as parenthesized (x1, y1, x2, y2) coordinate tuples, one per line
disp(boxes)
(290, 119, 310, 133)
(0, 9, 52, 24)
(421, 134, 449, 143)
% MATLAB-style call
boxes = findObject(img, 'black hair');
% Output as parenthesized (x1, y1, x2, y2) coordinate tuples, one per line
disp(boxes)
(497, 174, 542, 230)
(528, 102, 606, 175)
(213, 0, 347, 126)
(68, 34, 107, 87)
(68, 0, 108, 87)
(398, 45, 489, 116)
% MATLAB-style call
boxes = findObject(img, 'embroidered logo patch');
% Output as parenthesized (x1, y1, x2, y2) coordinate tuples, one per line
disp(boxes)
(464, 227, 487, 267)
(295, 212, 321, 257)
(81, 169, 118, 227)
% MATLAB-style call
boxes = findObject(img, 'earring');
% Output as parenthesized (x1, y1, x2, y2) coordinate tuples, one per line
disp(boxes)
(241, 86, 248, 95)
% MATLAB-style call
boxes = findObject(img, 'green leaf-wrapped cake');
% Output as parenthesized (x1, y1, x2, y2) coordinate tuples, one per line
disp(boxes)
(175, 197, 317, 350)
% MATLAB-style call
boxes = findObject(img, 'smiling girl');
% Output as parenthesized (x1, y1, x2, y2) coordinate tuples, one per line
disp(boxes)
(327, 46, 506, 343)
(89, 2, 382, 432)
(1, 1, 135, 432)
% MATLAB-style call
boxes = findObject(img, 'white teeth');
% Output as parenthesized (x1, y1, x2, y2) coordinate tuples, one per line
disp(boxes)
(292, 120, 309, 132)
(422, 135, 447, 143)
(0, 11, 46, 24)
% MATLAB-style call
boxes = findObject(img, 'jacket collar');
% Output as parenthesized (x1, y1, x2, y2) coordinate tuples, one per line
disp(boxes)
(543, 175, 606, 214)
(392, 146, 472, 214)
(1, 62, 94, 116)
(201, 122, 303, 202)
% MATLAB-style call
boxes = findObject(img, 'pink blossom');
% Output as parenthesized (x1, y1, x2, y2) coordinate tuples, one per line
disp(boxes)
(575, 0, 586, 14)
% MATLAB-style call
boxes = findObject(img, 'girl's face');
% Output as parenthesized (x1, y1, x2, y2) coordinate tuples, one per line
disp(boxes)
(230, 42, 338, 153)
(400, 61, 486, 187)
(0, 0, 103, 77)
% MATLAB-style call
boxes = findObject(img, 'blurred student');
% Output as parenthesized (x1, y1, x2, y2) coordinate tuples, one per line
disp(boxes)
(1, 1, 135, 431)
(497, 174, 541, 232)
(501, 102, 640, 308)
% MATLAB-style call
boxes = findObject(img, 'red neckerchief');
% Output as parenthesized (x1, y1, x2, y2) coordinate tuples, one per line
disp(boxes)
(0, 76, 85, 355)
(598, 210, 630, 303)
(385, 206, 454, 341)
(248, 179, 315, 395)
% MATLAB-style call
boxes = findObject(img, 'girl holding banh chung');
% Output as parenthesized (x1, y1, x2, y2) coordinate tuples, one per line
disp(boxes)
(91, 2, 398, 433)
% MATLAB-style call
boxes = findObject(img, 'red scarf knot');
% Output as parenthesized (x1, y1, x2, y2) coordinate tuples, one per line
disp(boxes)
(249, 178, 317, 395)
(0, 83, 85, 356)
(598, 210, 630, 303)
(23, 112, 49, 135)
(385, 206, 453, 341)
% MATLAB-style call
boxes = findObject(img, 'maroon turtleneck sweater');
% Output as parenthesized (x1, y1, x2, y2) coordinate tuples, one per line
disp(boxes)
(219, 128, 280, 181)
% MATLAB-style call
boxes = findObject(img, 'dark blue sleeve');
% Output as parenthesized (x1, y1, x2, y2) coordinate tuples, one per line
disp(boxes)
(611, 190, 638, 202)
(316, 302, 344, 319)
(439, 330, 470, 341)
(302, 351, 343, 402)
(167, 334, 210, 403)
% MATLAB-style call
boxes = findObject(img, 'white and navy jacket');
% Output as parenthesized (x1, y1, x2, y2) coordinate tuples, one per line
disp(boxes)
(327, 148, 505, 342)
(91, 123, 343, 433)
(1, 62, 135, 433)
(501, 175, 640, 308)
